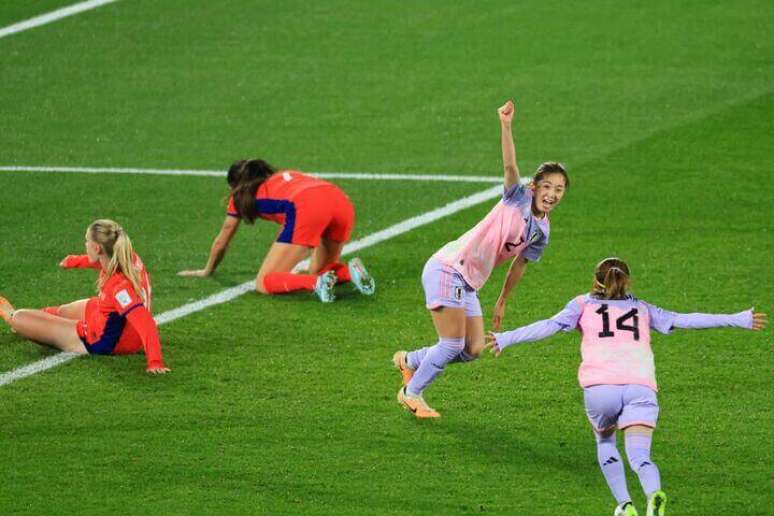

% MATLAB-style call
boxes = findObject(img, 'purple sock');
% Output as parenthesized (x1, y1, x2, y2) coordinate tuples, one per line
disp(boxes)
(405, 337, 465, 396)
(406, 346, 430, 370)
(595, 432, 631, 505)
(625, 432, 661, 496)
(409, 347, 475, 369)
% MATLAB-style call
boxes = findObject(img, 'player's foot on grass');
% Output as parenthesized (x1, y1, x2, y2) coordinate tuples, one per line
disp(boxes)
(348, 257, 375, 295)
(614, 501, 638, 516)
(646, 491, 666, 516)
(397, 386, 440, 418)
(314, 271, 337, 303)
(392, 351, 414, 386)
(0, 296, 15, 324)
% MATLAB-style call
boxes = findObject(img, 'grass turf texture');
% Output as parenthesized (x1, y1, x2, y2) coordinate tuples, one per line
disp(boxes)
(1, 1, 772, 514)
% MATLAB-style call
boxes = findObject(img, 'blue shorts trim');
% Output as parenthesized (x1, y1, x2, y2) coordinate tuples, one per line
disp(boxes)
(256, 199, 297, 243)
(82, 312, 126, 355)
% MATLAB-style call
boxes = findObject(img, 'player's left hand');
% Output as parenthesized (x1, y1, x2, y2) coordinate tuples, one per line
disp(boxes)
(146, 366, 171, 374)
(751, 310, 767, 331)
(485, 331, 502, 357)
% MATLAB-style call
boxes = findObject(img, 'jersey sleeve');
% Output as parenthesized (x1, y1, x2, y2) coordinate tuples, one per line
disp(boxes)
(644, 302, 677, 334)
(551, 297, 584, 331)
(644, 303, 753, 333)
(124, 305, 166, 370)
(494, 319, 564, 351)
(107, 280, 145, 316)
(494, 297, 582, 351)
(60, 255, 101, 269)
(521, 236, 548, 262)
(503, 183, 530, 203)
(226, 196, 239, 218)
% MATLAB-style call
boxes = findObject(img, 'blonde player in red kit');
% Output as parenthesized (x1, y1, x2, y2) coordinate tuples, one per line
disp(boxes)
(178, 159, 375, 303)
(0, 219, 169, 374)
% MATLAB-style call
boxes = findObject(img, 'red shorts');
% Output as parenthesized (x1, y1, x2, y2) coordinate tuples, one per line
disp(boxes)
(286, 185, 355, 247)
(76, 298, 143, 355)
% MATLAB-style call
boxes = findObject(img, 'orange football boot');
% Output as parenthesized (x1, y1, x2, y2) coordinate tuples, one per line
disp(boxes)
(392, 350, 414, 386)
(397, 387, 440, 418)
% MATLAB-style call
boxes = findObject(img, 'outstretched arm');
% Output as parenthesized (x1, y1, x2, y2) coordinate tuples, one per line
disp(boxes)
(670, 309, 767, 331)
(178, 216, 240, 278)
(492, 256, 528, 330)
(486, 319, 564, 357)
(59, 255, 101, 269)
(498, 100, 521, 190)
(124, 305, 169, 374)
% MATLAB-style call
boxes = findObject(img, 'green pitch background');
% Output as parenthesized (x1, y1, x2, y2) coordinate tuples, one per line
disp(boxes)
(1, 1, 772, 514)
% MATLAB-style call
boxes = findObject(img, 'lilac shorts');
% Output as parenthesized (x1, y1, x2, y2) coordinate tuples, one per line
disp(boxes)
(422, 257, 482, 318)
(583, 384, 659, 432)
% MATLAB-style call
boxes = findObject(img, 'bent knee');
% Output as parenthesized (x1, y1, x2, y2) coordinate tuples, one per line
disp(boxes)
(465, 339, 486, 357)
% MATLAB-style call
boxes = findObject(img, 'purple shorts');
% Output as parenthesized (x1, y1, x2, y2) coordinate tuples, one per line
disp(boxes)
(583, 384, 659, 432)
(422, 257, 482, 318)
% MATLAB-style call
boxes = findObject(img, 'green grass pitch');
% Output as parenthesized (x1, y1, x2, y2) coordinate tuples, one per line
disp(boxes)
(1, 1, 772, 514)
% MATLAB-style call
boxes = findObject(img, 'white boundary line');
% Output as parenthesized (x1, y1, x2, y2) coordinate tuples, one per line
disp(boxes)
(0, 166, 501, 183)
(0, 183, 506, 387)
(0, 0, 119, 40)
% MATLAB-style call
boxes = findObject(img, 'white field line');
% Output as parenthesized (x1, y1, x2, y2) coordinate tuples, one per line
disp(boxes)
(0, 183, 506, 387)
(0, 0, 119, 40)
(0, 166, 501, 184)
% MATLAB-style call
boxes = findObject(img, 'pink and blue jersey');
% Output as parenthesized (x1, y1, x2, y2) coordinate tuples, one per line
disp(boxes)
(434, 183, 549, 290)
(493, 294, 754, 391)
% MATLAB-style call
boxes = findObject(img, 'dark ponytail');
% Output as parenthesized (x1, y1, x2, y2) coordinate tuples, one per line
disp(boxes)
(592, 257, 631, 300)
(227, 159, 276, 223)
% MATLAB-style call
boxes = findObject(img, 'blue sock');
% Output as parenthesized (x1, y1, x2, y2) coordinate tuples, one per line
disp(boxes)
(405, 337, 465, 396)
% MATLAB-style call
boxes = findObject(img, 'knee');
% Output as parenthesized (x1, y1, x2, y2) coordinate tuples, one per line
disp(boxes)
(465, 339, 485, 358)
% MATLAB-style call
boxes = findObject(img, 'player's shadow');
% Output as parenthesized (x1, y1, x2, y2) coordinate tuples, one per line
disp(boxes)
(436, 418, 591, 479)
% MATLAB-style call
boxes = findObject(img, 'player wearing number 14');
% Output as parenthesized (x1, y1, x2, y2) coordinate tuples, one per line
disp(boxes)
(486, 257, 767, 516)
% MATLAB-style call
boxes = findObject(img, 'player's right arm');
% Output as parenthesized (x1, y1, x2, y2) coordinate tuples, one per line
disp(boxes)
(59, 255, 101, 269)
(486, 297, 583, 356)
(178, 216, 240, 278)
(498, 100, 521, 190)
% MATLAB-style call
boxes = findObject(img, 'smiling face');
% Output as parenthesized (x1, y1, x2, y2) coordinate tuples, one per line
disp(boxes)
(531, 172, 567, 217)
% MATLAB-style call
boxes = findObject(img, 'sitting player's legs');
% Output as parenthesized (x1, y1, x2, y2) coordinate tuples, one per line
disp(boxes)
(53, 299, 89, 320)
(7, 309, 87, 354)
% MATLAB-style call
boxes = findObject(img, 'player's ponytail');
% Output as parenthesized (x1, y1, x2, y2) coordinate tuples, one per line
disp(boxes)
(592, 257, 631, 300)
(88, 219, 142, 295)
(228, 159, 276, 224)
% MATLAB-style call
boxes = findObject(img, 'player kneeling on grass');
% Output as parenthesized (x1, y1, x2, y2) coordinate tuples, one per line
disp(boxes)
(0, 219, 169, 374)
(486, 257, 767, 516)
(392, 99, 569, 418)
(178, 159, 374, 303)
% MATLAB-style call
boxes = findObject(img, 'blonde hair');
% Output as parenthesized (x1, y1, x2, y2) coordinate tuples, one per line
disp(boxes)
(592, 257, 631, 300)
(87, 219, 141, 294)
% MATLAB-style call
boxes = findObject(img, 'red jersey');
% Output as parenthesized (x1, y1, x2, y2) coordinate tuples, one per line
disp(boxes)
(62, 253, 164, 370)
(226, 170, 331, 225)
